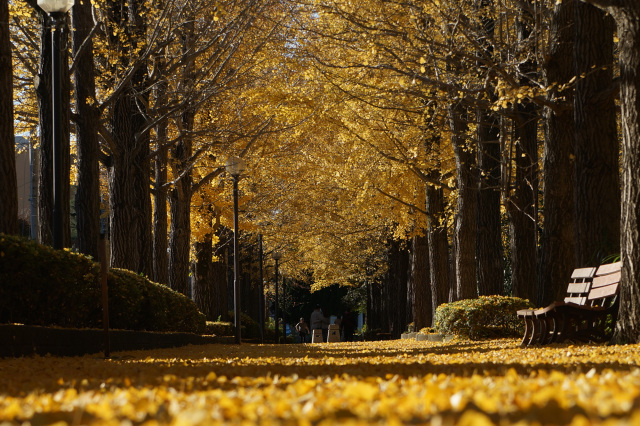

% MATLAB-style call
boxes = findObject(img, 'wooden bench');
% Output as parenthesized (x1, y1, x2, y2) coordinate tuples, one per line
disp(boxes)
(518, 262, 621, 347)
(517, 266, 596, 347)
(550, 261, 621, 343)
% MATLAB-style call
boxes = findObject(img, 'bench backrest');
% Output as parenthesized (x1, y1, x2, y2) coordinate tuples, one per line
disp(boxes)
(587, 261, 622, 308)
(563, 267, 597, 305)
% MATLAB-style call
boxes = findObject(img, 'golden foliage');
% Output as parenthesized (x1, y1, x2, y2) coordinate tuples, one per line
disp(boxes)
(2, 339, 640, 424)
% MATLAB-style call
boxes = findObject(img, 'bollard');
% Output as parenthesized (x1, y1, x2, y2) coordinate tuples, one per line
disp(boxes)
(311, 329, 323, 343)
(327, 324, 340, 342)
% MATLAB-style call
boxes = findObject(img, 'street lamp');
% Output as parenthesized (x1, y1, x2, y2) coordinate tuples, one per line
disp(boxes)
(38, 0, 74, 249)
(225, 156, 246, 344)
(272, 251, 282, 343)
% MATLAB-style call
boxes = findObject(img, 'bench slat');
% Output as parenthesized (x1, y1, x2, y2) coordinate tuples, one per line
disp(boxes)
(591, 271, 621, 288)
(566, 282, 590, 294)
(588, 283, 619, 300)
(564, 296, 587, 305)
(595, 261, 622, 276)
(571, 267, 597, 279)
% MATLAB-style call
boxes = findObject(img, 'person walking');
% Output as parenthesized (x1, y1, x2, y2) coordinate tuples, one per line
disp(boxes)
(295, 317, 310, 343)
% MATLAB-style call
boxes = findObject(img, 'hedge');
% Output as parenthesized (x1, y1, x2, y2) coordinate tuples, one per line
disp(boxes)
(0, 234, 205, 334)
(434, 295, 534, 339)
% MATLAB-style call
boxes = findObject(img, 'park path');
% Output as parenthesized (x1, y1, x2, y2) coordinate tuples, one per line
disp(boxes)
(1, 338, 640, 424)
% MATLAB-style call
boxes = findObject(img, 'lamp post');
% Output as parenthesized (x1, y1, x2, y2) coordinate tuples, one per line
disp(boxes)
(272, 251, 282, 343)
(38, 0, 74, 249)
(225, 155, 246, 344)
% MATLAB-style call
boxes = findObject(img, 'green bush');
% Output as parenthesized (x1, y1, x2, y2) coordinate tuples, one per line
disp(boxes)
(0, 234, 205, 334)
(228, 311, 262, 339)
(205, 321, 234, 336)
(434, 295, 534, 339)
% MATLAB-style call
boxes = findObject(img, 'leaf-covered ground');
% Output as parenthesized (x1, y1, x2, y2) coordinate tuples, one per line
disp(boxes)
(2, 338, 640, 425)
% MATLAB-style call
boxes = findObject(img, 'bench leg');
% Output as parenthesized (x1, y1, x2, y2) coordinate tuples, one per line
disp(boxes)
(529, 317, 542, 346)
(520, 315, 532, 348)
(549, 314, 561, 343)
(538, 316, 549, 345)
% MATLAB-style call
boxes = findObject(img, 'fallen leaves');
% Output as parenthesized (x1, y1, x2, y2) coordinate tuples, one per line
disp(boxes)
(1, 339, 640, 424)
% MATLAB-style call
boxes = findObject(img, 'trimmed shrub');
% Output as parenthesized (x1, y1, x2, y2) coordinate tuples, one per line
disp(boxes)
(434, 295, 534, 339)
(228, 311, 262, 339)
(205, 321, 234, 336)
(0, 234, 205, 334)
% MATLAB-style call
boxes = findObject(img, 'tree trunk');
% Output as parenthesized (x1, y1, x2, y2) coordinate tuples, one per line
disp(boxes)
(584, 0, 640, 344)
(411, 234, 431, 329)
(168, 172, 192, 295)
(108, 0, 152, 277)
(426, 182, 449, 320)
(153, 134, 169, 284)
(476, 110, 504, 296)
(574, 2, 619, 266)
(475, 0, 504, 297)
(508, 8, 539, 302)
(194, 234, 215, 319)
(152, 61, 169, 284)
(72, 0, 100, 257)
(538, 0, 576, 306)
(212, 226, 231, 321)
(450, 103, 478, 300)
(0, 0, 17, 235)
(508, 104, 539, 302)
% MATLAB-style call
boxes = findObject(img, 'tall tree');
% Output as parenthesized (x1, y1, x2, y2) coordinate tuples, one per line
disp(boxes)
(106, 0, 153, 276)
(410, 233, 432, 329)
(0, 0, 18, 235)
(508, 4, 539, 302)
(450, 102, 478, 300)
(475, 0, 504, 297)
(72, 0, 101, 258)
(538, 0, 576, 305)
(573, 2, 619, 266)
(578, 0, 640, 344)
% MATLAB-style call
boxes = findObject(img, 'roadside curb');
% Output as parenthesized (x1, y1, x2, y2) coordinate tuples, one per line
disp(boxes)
(0, 324, 234, 357)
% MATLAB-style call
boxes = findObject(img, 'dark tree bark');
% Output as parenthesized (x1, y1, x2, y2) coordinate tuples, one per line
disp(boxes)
(578, 0, 640, 344)
(194, 233, 215, 319)
(411, 234, 431, 329)
(475, 0, 504, 297)
(168, 22, 196, 295)
(384, 240, 409, 338)
(153, 133, 169, 284)
(212, 226, 231, 321)
(614, 3, 640, 344)
(450, 103, 478, 300)
(107, 0, 153, 277)
(426, 181, 450, 318)
(152, 57, 169, 284)
(72, 0, 100, 257)
(508, 105, 539, 302)
(574, 2, 619, 266)
(0, 0, 18, 235)
(476, 110, 503, 296)
(508, 7, 539, 302)
(168, 160, 192, 295)
(538, 0, 577, 306)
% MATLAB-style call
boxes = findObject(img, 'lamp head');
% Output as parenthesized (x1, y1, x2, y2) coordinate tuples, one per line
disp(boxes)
(225, 156, 246, 177)
(37, 0, 75, 13)
(272, 251, 282, 261)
